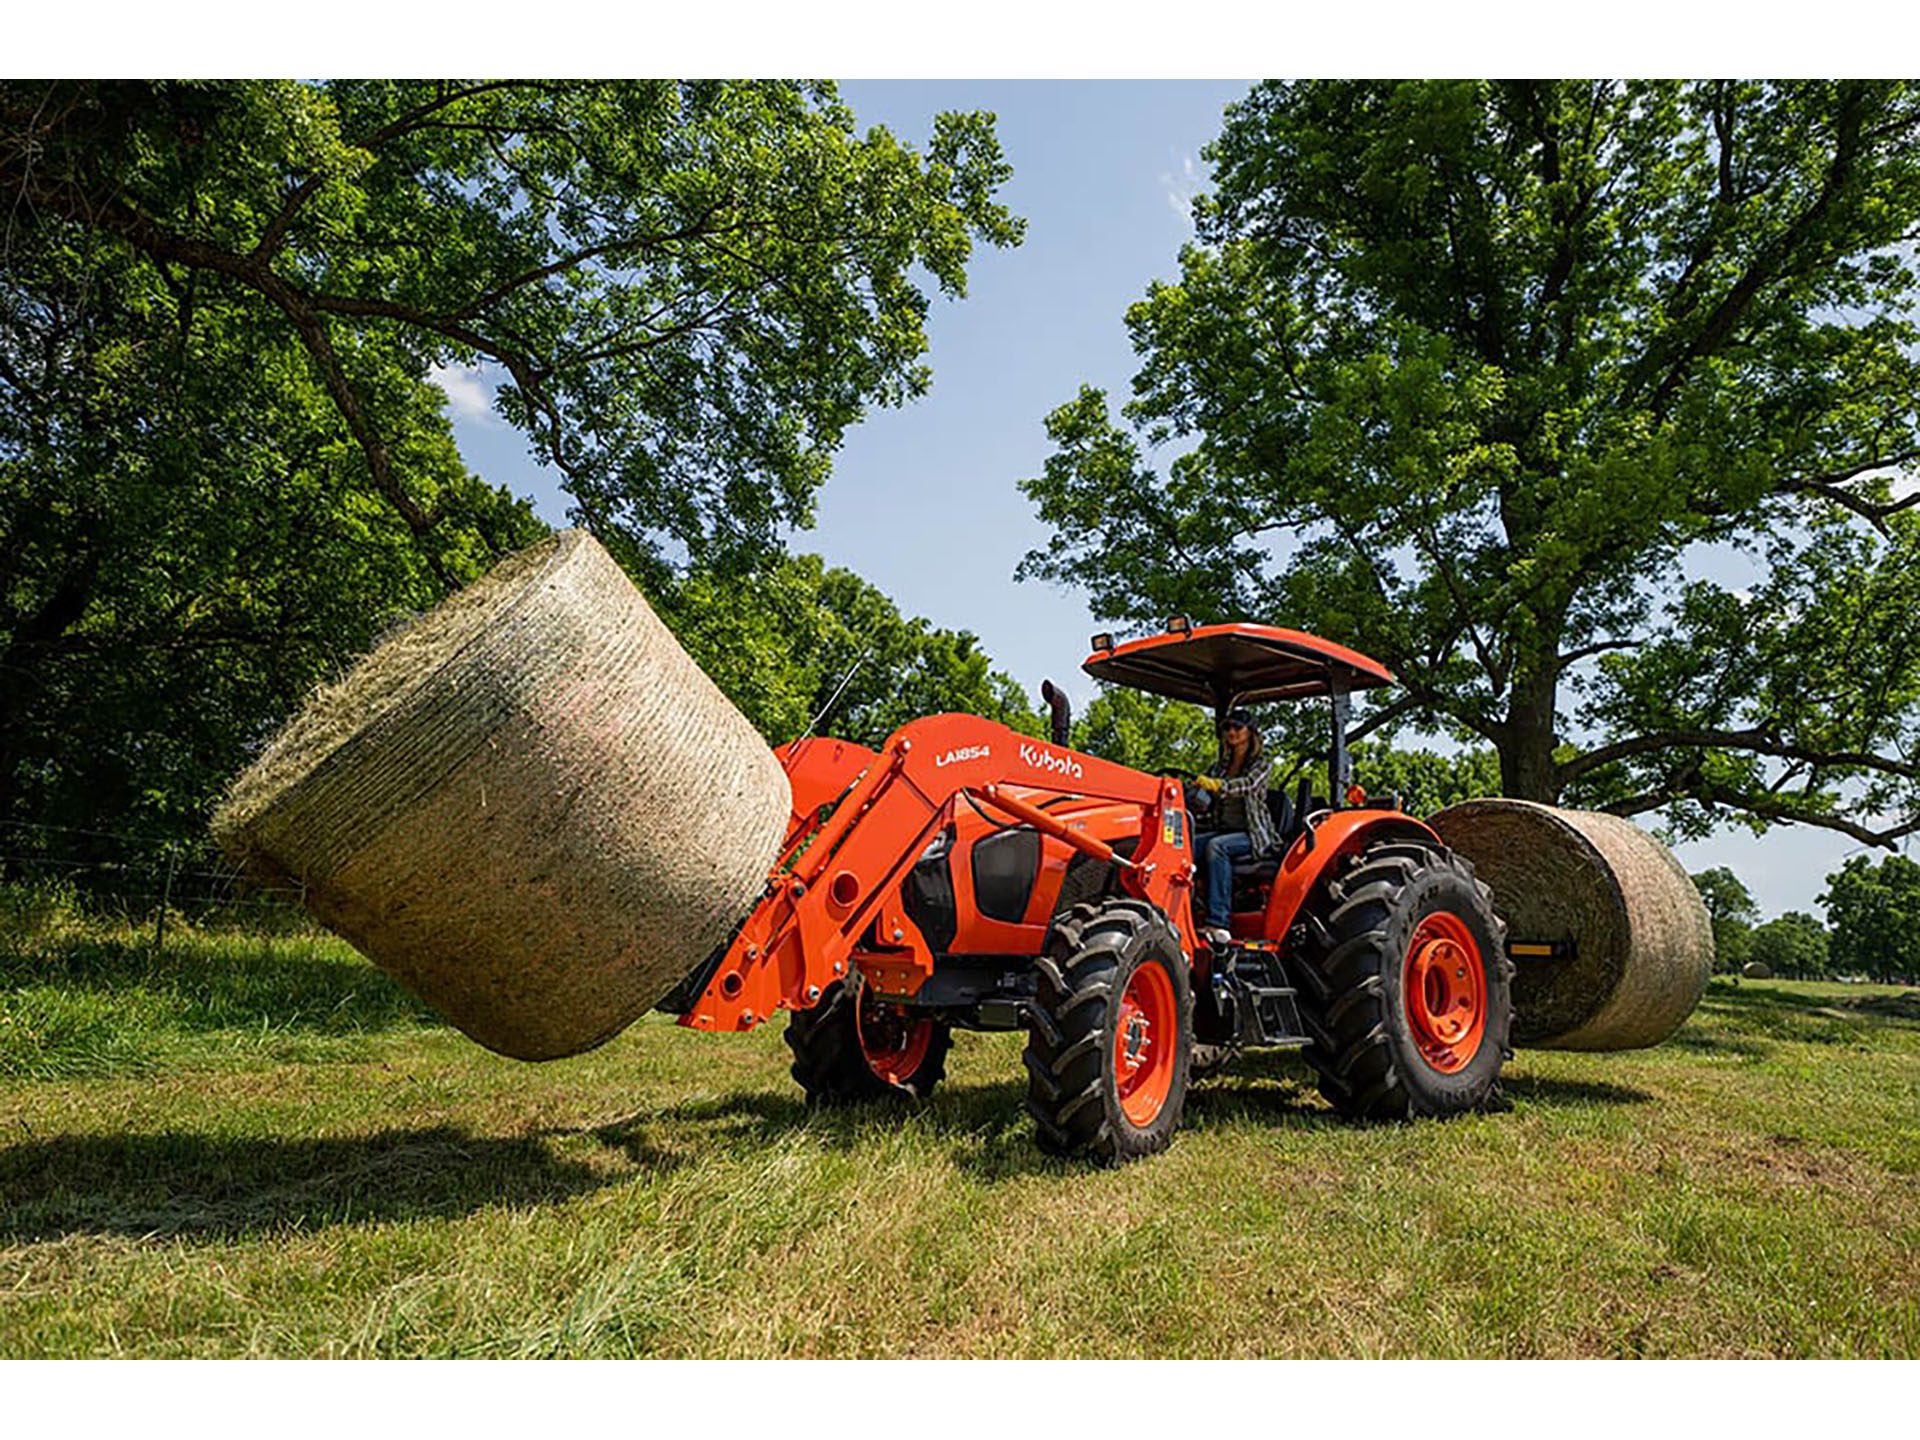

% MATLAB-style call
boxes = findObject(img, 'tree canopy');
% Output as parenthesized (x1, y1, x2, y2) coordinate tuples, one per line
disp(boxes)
(1748, 911, 1831, 978)
(0, 178, 542, 866)
(3, 80, 1020, 586)
(1821, 853, 1920, 981)
(1020, 80, 1920, 847)
(1, 80, 1021, 876)
(657, 553, 1040, 750)
(1692, 866, 1760, 972)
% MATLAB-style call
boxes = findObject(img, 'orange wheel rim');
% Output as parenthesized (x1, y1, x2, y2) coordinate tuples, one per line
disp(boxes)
(855, 986, 932, 1085)
(1113, 962, 1177, 1126)
(1402, 911, 1487, 1074)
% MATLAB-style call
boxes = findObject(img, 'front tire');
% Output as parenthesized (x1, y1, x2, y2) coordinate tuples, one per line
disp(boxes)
(785, 973, 951, 1104)
(1024, 899, 1193, 1164)
(1294, 840, 1512, 1120)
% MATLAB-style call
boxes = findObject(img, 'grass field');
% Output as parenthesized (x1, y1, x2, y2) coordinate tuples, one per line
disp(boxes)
(3, 911, 1916, 1358)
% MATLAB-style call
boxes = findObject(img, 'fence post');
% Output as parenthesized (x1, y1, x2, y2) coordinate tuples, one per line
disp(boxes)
(155, 844, 178, 955)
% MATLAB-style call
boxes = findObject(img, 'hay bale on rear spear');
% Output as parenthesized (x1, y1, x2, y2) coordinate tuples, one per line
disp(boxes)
(213, 529, 791, 1061)
(1429, 799, 1713, 1050)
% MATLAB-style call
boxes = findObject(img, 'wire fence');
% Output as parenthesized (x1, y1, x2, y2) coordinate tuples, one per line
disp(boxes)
(0, 817, 314, 948)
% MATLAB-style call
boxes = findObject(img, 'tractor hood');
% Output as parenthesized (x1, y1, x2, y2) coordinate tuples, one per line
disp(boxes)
(1082, 623, 1394, 708)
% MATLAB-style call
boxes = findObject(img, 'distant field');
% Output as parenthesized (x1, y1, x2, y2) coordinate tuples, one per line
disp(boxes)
(2, 916, 1916, 1358)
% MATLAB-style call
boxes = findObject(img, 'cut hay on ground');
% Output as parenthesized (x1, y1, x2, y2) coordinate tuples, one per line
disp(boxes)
(214, 529, 790, 1061)
(1430, 799, 1712, 1051)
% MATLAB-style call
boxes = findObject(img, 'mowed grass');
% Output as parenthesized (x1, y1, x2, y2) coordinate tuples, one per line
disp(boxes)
(2, 915, 1916, 1357)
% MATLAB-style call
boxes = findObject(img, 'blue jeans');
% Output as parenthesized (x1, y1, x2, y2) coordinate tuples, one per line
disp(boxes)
(1197, 831, 1253, 927)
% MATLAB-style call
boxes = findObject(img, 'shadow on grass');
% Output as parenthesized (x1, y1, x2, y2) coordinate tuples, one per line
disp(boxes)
(637, 1049, 1351, 1176)
(1705, 981, 1920, 1029)
(0, 1121, 662, 1243)
(635, 1078, 1078, 1182)
(1500, 1073, 1654, 1108)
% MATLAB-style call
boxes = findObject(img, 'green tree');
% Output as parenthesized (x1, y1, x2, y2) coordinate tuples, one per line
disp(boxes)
(0, 205, 543, 876)
(2, 80, 1019, 585)
(1070, 688, 1219, 773)
(1, 80, 1018, 873)
(1020, 81, 1920, 847)
(1749, 911, 1831, 978)
(657, 554, 1041, 750)
(1692, 866, 1759, 972)
(1821, 854, 1920, 981)
(1351, 742, 1502, 817)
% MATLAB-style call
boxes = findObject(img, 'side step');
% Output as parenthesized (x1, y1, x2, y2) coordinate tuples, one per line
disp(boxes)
(1210, 943, 1311, 1050)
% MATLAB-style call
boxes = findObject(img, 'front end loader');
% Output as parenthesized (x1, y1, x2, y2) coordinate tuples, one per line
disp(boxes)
(659, 621, 1511, 1163)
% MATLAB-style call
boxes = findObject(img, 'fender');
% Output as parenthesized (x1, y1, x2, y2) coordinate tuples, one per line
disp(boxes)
(1261, 808, 1443, 943)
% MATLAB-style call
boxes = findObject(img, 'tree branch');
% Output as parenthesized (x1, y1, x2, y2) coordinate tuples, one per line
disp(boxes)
(1606, 782, 1920, 849)
(1560, 725, 1920, 787)
(1638, 84, 1867, 418)
(1776, 448, 1920, 532)
(1556, 637, 1641, 673)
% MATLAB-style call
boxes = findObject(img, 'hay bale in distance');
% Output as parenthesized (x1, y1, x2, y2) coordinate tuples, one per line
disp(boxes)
(214, 529, 790, 1061)
(1429, 799, 1712, 1051)
(1742, 961, 1772, 980)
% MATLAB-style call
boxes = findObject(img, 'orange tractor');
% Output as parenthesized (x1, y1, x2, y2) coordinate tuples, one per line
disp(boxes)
(659, 620, 1511, 1163)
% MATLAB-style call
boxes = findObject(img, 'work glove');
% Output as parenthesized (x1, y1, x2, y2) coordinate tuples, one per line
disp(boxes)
(1193, 775, 1223, 793)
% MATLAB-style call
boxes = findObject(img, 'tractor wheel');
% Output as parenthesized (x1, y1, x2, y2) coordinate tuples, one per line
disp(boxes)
(1293, 840, 1512, 1120)
(785, 973, 951, 1105)
(1024, 898, 1193, 1164)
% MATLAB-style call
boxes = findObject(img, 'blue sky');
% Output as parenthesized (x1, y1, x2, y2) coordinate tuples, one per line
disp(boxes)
(437, 78, 1883, 921)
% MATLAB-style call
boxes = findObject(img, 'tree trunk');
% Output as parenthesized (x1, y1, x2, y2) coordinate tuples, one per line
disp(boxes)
(1494, 649, 1563, 803)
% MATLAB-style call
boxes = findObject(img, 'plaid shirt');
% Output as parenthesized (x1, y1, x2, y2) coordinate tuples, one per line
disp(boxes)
(1208, 758, 1279, 857)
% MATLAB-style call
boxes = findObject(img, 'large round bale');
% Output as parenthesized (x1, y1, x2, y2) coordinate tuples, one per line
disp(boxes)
(1427, 799, 1712, 1051)
(1742, 961, 1772, 980)
(213, 529, 790, 1061)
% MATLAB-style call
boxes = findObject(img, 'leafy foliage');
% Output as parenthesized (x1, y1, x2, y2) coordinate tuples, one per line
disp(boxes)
(1069, 688, 1219, 774)
(657, 554, 1041, 750)
(1020, 81, 1920, 846)
(0, 197, 542, 876)
(1749, 911, 1831, 978)
(1821, 854, 1920, 981)
(2, 80, 1021, 585)
(1350, 742, 1502, 817)
(1, 80, 1020, 875)
(1693, 867, 1759, 972)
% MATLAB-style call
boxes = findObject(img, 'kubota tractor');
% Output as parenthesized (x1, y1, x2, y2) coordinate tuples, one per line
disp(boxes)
(659, 620, 1512, 1163)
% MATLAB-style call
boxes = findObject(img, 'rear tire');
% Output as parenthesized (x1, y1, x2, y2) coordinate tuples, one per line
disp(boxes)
(1024, 899, 1193, 1163)
(785, 973, 951, 1105)
(1294, 840, 1512, 1120)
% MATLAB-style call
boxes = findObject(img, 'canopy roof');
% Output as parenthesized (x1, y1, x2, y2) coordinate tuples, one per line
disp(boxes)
(1082, 622, 1395, 709)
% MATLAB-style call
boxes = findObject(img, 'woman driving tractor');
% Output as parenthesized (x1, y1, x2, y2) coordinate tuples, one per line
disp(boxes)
(1191, 707, 1281, 945)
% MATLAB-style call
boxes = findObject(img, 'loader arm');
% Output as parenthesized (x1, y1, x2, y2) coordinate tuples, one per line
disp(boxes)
(678, 714, 1195, 1031)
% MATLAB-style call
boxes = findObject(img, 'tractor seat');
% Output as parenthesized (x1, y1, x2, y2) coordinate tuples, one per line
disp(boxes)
(1227, 781, 1326, 894)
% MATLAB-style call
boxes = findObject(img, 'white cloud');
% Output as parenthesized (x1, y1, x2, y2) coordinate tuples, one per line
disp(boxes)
(1161, 153, 1202, 227)
(428, 361, 497, 425)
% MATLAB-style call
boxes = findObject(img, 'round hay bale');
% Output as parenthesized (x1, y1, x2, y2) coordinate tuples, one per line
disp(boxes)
(213, 529, 790, 1061)
(1742, 961, 1772, 980)
(1427, 799, 1712, 1051)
